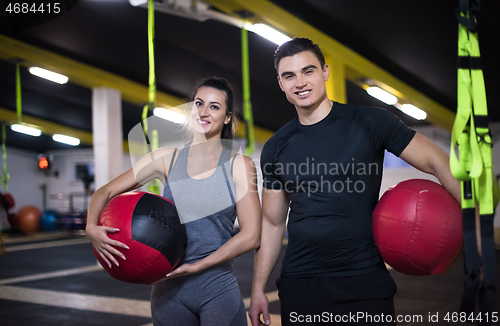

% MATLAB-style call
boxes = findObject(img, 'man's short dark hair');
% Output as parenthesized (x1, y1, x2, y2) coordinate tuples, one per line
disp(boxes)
(274, 38, 325, 74)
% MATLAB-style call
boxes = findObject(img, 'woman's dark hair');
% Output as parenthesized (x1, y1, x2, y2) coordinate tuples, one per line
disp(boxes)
(190, 77, 238, 140)
(274, 38, 325, 74)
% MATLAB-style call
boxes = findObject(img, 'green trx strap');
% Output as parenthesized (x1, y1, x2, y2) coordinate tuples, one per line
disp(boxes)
(142, 0, 156, 146)
(241, 24, 255, 157)
(0, 124, 7, 255)
(147, 129, 161, 195)
(450, 0, 498, 320)
(2, 62, 21, 193)
(16, 63, 22, 124)
(1, 124, 9, 193)
(1, 60, 20, 194)
(142, 0, 159, 195)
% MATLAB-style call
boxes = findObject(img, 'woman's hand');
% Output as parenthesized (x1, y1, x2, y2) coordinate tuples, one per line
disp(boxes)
(86, 224, 129, 268)
(148, 262, 202, 285)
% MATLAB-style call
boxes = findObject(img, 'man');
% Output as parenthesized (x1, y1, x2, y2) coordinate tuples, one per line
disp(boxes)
(249, 38, 461, 325)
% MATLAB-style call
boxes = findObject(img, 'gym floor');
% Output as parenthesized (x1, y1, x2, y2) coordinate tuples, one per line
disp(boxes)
(0, 231, 499, 326)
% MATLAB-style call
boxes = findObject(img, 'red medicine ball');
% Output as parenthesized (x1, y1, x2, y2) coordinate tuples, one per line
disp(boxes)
(373, 179, 463, 276)
(94, 192, 187, 284)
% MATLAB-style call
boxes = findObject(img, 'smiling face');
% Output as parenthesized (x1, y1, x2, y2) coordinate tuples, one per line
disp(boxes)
(277, 50, 330, 110)
(191, 86, 231, 140)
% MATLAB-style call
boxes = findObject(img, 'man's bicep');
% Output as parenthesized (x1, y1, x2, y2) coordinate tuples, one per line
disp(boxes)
(399, 132, 448, 174)
(261, 188, 289, 227)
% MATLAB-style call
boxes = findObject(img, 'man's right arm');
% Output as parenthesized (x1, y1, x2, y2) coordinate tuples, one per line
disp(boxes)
(249, 188, 289, 326)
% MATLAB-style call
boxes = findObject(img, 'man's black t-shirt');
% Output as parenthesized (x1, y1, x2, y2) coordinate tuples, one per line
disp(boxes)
(261, 101, 416, 278)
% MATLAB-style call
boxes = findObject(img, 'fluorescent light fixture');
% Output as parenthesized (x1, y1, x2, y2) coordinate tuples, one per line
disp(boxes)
(153, 107, 186, 124)
(128, 0, 147, 6)
(366, 86, 398, 105)
(244, 22, 291, 45)
(28, 67, 68, 84)
(10, 124, 41, 137)
(399, 103, 427, 120)
(52, 134, 80, 146)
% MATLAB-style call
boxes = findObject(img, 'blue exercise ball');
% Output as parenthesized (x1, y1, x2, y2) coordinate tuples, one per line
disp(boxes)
(40, 209, 61, 231)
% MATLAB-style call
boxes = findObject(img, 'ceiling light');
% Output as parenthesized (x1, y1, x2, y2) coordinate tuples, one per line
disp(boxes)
(128, 0, 147, 6)
(153, 107, 186, 124)
(28, 67, 68, 84)
(10, 124, 41, 137)
(366, 86, 398, 105)
(244, 23, 291, 45)
(398, 103, 427, 120)
(52, 134, 80, 146)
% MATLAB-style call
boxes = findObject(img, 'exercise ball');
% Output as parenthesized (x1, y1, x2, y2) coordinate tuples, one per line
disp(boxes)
(1, 193, 15, 210)
(17, 206, 42, 233)
(373, 179, 463, 276)
(8, 213, 19, 229)
(40, 210, 61, 231)
(94, 191, 187, 284)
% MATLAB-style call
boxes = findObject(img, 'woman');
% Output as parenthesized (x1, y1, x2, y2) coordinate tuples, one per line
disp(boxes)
(86, 77, 261, 326)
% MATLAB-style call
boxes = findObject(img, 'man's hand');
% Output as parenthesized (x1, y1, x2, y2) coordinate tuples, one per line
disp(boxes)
(249, 290, 271, 326)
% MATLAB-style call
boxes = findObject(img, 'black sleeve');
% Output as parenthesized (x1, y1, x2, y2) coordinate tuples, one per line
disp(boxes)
(260, 138, 283, 190)
(368, 107, 416, 156)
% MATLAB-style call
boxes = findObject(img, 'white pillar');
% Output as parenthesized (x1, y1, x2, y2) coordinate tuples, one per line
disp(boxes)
(92, 87, 123, 190)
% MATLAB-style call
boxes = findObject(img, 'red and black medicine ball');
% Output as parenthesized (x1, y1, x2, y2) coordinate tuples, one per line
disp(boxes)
(94, 192, 187, 284)
(373, 179, 463, 276)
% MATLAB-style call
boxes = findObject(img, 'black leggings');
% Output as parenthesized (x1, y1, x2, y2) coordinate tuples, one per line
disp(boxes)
(151, 267, 247, 326)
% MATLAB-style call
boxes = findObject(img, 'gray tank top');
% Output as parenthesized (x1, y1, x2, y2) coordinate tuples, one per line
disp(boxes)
(162, 144, 237, 264)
